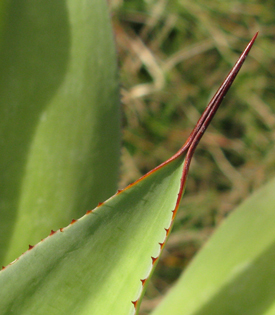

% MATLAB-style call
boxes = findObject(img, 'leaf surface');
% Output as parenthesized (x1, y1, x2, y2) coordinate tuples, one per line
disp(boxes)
(0, 0, 120, 265)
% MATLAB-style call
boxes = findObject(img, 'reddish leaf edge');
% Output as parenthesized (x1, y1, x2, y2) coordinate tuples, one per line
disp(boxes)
(0, 32, 258, 314)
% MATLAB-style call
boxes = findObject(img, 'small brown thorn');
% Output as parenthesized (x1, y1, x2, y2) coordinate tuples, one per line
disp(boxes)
(159, 242, 165, 249)
(132, 300, 138, 308)
(70, 219, 77, 225)
(164, 228, 170, 236)
(97, 202, 103, 207)
(1, 266, 5, 270)
(151, 256, 157, 264)
(172, 210, 177, 220)
(28, 245, 34, 250)
(141, 279, 146, 286)
(60, 227, 64, 232)
(117, 189, 123, 194)
(50, 230, 56, 236)
(86, 210, 92, 215)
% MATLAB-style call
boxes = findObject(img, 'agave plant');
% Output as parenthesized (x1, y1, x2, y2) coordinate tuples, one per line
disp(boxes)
(1, 2, 274, 315)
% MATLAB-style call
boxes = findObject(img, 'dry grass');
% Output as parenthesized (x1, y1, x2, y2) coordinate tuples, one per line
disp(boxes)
(110, 1, 275, 313)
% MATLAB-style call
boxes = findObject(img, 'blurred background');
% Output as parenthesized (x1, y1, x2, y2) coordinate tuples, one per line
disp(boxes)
(110, 1, 275, 313)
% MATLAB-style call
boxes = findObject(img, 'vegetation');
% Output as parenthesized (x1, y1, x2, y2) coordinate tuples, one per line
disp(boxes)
(0, 1, 274, 314)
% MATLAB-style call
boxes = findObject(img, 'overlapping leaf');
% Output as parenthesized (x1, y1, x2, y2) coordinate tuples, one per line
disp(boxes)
(0, 0, 120, 266)
(152, 176, 275, 315)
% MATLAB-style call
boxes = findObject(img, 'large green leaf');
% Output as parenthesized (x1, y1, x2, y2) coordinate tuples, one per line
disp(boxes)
(0, 35, 256, 314)
(0, 156, 184, 315)
(0, 0, 120, 265)
(152, 176, 275, 315)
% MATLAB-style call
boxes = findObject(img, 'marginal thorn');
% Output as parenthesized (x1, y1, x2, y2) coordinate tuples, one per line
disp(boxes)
(70, 219, 77, 225)
(172, 211, 177, 220)
(28, 245, 34, 250)
(60, 228, 64, 232)
(50, 230, 56, 236)
(132, 300, 138, 308)
(151, 256, 157, 264)
(86, 210, 92, 215)
(159, 242, 165, 249)
(141, 279, 146, 285)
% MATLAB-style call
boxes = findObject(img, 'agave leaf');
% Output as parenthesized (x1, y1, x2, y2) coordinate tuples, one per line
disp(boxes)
(0, 34, 256, 315)
(151, 170, 275, 315)
(0, 0, 120, 265)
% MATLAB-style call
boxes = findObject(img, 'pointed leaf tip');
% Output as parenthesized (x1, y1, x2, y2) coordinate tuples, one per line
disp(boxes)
(170, 33, 258, 210)
(181, 32, 258, 158)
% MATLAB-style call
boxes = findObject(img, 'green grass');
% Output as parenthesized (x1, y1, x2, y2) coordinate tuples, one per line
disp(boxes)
(111, 1, 275, 313)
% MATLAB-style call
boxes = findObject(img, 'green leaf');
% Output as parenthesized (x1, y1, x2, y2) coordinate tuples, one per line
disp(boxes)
(152, 176, 275, 315)
(0, 156, 184, 315)
(0, 34, 256, 315)
(0, 0, 120, 265)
